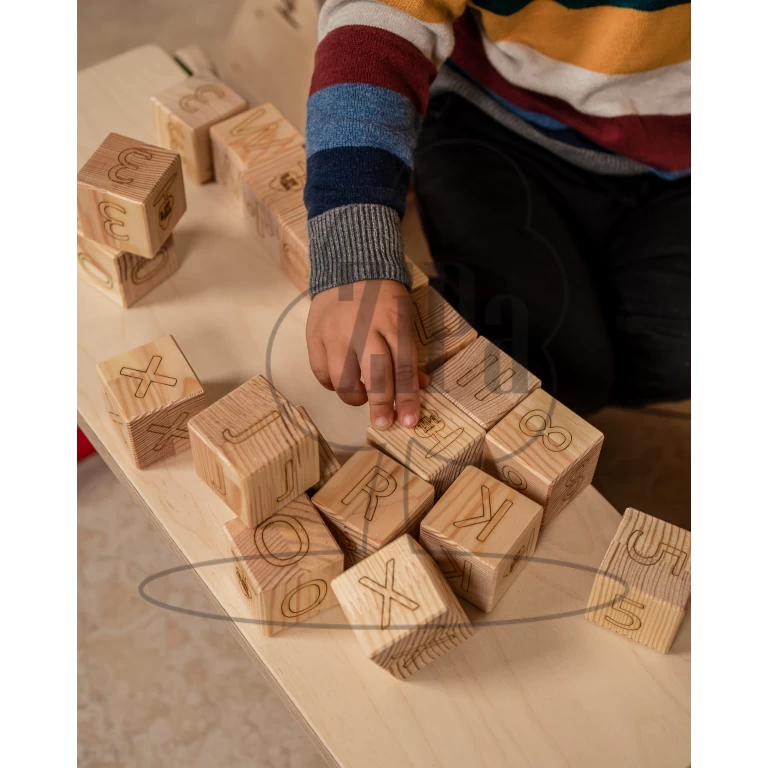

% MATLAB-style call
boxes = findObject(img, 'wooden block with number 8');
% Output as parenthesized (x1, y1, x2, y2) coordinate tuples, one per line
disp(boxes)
(586, 508, 690, 653)
(77, 133, 186, 258)
(332, 534, 473, 680)
(483, 388, 603, 529)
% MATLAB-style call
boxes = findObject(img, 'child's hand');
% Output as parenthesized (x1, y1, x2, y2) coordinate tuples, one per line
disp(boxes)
(306, 280, 429, 428)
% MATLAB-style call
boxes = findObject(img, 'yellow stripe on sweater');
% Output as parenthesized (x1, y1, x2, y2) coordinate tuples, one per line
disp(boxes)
(379, 0, 467, 25)
(480, 0, 690, 75)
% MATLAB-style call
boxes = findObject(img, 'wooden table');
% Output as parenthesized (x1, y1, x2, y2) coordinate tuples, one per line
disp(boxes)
(77, 45, 691, 768)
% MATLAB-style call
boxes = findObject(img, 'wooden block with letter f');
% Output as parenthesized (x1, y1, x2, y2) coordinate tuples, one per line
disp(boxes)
(188, 375, 320, 528)
(586, 508, 690, 653)
(332, 535, 473, 680)
(97, 335, 206, 468)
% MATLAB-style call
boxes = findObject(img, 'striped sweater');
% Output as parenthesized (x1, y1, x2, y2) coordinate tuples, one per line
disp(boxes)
(305, 0, 691, 296)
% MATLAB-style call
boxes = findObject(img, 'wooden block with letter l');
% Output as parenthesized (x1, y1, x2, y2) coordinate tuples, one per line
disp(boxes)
(188, 375, 320, 528)
(586, 508, 690, 653)
(411, 286, 477, 373)
(209, 103, 304, 200)
(420, 467, 542, 611)
(152, 74, 248, 184)
(225, 493, 344, 637)
(97, 335, 206, 468)
(77, 133, 186, 258)
(77, 229, 179, 307)
(483, 387, 604, 529)
(430, 336, 541, 430)
(312, 448, 435, 568)
(366, 386, 485, 498)
(332, 534, 473, 680)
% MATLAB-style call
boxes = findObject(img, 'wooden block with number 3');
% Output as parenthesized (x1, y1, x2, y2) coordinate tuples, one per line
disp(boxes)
(586, 508, 690, 653)
(483, 387, 604, 529)
(332, 534, 473, 680)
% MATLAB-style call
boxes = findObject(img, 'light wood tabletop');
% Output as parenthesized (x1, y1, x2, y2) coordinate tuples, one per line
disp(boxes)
(77, 45, 691, 768)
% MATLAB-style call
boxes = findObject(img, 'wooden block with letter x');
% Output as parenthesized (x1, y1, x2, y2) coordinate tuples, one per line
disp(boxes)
(483, 388, 603, 529)
(586, 508, 690, 653)
(77, 133, 186, 258)
(188, 375, 320, 528)
(431, 336, 541, 429)
(332, 534, 473, 680)
(420, 467, 542, 611)
(152, 74, 248, 184)
(312, 448, 435, 567)
(225, 494, 343, 637)
(97, 335, 206, 468)
(366, 386, 485, 498)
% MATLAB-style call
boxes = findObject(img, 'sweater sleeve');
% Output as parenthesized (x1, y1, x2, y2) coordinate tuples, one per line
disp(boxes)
(305, 0, 465, 297)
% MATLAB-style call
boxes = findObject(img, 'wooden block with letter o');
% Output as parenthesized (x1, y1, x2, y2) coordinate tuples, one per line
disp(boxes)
(366, 386, 485, 498)
(312, 448, 435, 567)
(77, 133, 186, 258)
(420, 466, 542, 611)
(97, 335, 206, 468)
(431, 336, 541, 429)
(225, 493, 344, 637)
(188, 375, 320, 528)
(332, 534, 473, 680)
(152, 74, 248, 184)
(483, 388, 603, 529)
(586, 508, 690, 653)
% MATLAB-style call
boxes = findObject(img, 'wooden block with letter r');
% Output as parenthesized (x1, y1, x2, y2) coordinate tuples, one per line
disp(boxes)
(188, 375, 320, 528)
(77, 133, 186, 258)
(97, 335, 206, 468)
(366, 386, 485, 498)
(431, 336, 541, 429)
(152, 74, 248, 184)
(225, 493, 343, 637)
(483, 387, 604, 529)
(586, 508, 690, 653)
(312, 448, 435, 567)
(332, 534, 473, 680)
(420, 467, 542, 611)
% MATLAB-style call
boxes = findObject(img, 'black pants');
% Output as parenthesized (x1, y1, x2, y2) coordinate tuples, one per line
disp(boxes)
(414, 93, 690, 415)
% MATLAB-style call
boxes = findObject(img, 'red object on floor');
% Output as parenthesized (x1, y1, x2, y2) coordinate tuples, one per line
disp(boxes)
(78, 428, 97, 462)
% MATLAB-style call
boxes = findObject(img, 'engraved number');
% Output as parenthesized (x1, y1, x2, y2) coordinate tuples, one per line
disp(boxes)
(108, 147, 153, 184)
(519, 410, 572, 452)
(178, 84, 226, 113)
(627, 530, 688, 576)
(605, 595, 644, 631)
(98, 201, 129, 241)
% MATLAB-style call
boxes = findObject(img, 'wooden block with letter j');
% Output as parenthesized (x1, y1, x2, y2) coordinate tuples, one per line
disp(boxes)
(225, 493, 344, 637)
(483, 387, 604, 529)
(188, 375, 320, 528)
(77, 133, 186, 258)
(332, 534, 474, 680)
(97, 335, 206, 468)
(586, 508, 691, 653)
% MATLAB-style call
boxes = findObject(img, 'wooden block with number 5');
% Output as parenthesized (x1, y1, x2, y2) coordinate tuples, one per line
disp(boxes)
(483, 388, 603, 529)
(77, 133, 186, 258)
(332, 534, 473, 680)
(586, 508, 690, 653)
(225, 494, 344, 637)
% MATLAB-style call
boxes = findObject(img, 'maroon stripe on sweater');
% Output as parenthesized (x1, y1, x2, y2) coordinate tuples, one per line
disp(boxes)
(452, 15, 690, 171)
(310, 25, 437, 115)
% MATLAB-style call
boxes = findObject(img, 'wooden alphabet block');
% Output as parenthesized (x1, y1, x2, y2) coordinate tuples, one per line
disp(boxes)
(210, 103, 304, 200)
(188, 375, 320, 528)
(405, 256, 429, 292)
(483, 388, 603, 529)
(586, 508, 690, 653)
(332, 534, 473, 680)
(431, 336, 541, 429)
(411, 286, 478, 372)
(366, 386, 485, 498)
(97, 335, 206, 468)
(77, 229, 178, 308)
(295, 406, 341, 494)
(420, 467, 542, 611)
(225, 494, 343, 637)
(77, 133, 186, 258)
(312, 448, 435, 568)
(152, 74, 248, 184)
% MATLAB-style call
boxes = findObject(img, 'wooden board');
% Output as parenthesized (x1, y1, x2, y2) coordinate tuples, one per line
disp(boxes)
(78, 46, 690, 768)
